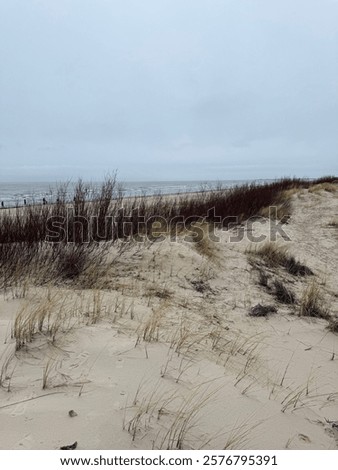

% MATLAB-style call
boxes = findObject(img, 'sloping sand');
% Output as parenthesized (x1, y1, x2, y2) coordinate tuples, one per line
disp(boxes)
(0, 186, 337, 450)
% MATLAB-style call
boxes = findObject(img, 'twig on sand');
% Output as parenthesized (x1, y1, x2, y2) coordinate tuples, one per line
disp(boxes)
(0, 391, 65, 410)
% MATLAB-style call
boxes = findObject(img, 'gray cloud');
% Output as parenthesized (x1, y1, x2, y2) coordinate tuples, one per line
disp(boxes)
(0, 0, 337, 181)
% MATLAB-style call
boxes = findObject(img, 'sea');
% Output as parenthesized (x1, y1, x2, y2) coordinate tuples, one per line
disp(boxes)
(0, 179, 271, 208)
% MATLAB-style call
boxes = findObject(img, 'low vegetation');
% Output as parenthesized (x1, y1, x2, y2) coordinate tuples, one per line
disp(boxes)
(272, 280, 296, 305)
(0, 176, 336, 289)
(308, 182, 338, 193)
(1, 174, 338, 450)
(328, 218, 338, 228)
(328, 317, 338, 333)
(249, 242, 313, 276)
(249, 304, 277, 317)
(299, 282, 330, 320)
(11, 290, 107, 350)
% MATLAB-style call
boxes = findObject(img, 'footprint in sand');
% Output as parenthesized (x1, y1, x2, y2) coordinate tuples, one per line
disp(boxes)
(11, 402, 27, 417)
(69, 351, 90, 369)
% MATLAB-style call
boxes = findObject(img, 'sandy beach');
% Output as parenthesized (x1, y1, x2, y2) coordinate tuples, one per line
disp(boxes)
(0, 183, 338, 450)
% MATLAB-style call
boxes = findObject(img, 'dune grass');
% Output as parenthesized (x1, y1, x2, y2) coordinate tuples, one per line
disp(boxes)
(272, 280, 296, 305)
(249, 242, 313, 276)
(0, 176, 336, 289)
(328, 218, 338, 228)
(299, 282, 330, 320)
(328, 317, 338, 333)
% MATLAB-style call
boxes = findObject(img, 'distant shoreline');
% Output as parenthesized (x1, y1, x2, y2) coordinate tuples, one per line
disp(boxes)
(0, 188, 228, 212)
(0, 179, 259, 209)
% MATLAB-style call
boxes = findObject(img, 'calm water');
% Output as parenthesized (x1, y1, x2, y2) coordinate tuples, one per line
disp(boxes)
(0, 179, 270, 208)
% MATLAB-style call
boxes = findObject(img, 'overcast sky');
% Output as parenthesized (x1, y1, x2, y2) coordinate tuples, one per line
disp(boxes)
(0, 0, 337, 182)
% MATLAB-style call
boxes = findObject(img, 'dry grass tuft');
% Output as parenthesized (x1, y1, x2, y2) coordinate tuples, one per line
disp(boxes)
(12, 290, 108, 350)
(137, 307, 164, 343)
(125, 382, 222, 449)
(308, 182, 338, 193)
(249, 242, 313, 276)
(42, 357, 57, 390)
(299, 283, 330, 320)
(0, 347, 16, 391)
(257, 269, 269, 288)
(328, 316, 338, 333)
(13, 294, 60, 350)
(250, 242, 287, 267)
(191, 279, 213, 294)
(259, 198, 292, 222)
(190, 223, 216, 260)
(286, 257, 313, 277)
(146, 285, 173, 300)
(223, 418, 259, 450)
(272, 280, 296, 304)
(249, 304, 277, 317)
(328, 218, 338, 228)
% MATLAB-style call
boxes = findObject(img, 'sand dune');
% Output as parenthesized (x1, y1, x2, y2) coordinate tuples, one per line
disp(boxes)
(0, 185, 338, 450)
